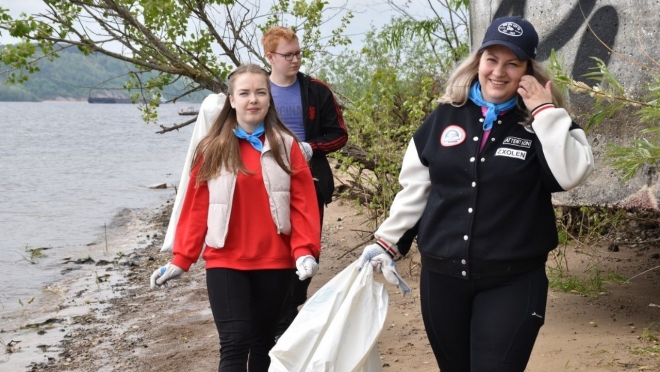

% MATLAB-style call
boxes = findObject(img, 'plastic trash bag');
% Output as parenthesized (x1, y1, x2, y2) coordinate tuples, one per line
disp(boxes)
(161, 93, 226, 252)
(269, 261, 388, 372)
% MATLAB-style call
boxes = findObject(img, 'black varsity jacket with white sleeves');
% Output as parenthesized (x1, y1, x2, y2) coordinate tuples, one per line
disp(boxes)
(375, 101, 594, 272)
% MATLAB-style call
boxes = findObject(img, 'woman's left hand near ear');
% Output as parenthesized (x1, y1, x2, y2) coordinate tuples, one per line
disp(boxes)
(517, 75, 553, 111)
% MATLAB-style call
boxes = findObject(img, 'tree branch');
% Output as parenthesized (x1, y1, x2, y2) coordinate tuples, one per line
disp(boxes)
(157, 117, 198, 134)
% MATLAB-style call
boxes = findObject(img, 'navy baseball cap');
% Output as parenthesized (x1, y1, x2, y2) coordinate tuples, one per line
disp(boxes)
(478, 16, 538, 61)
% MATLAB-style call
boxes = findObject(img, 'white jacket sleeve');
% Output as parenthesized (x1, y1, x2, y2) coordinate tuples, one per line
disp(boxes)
(161, 93, 226, 252)
(531, 108, 595, 190)
(375, 138, 431, 247)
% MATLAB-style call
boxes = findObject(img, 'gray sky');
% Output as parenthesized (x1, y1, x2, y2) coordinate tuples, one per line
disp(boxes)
(0, 0, 429, 50)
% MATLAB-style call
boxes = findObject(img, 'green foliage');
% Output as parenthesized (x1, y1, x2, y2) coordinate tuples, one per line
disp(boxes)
(318, 10, 468, 226)
(581, 57, 628, 129)
(0, 0, 353, 122)
(548, 49, 660, 183)
(605, 139, 660, 183)
(555, 206, 627, 245)
(550, 205, 629, 296)
(1, 42, 39, 83)
(640, 326, 659, 343)
(557, 228, 569, 246)
(550, 204, 655, 299)
(638, 75, 660, 122)
(262, 0, 353, 72)
(631, 326, 660, 356)
(380, 13, 469, 72)
(18, 296, 36, 317)
(546, 50, 572, 91)
(630, 344, 660, 356)
(113, 251, 126, 265)
(546, 266, 625, 298)
(375, 0, 469, 74)
(18, 297, 35, 308)
(16, 245, 49, 264)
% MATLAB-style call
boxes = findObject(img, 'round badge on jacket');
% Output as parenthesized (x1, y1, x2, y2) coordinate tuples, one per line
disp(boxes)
(440, 125, 466, 147)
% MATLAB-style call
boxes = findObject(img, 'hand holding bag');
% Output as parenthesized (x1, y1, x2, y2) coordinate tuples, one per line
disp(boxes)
(269, 261, 388, 372)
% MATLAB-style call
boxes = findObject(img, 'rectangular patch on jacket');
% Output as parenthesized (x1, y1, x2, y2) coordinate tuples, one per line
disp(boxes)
(495, 148, 527, 160)
(502, 136, 532, 148)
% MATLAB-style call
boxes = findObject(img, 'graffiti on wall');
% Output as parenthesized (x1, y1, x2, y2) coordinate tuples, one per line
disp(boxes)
(494, 0, 618, 80)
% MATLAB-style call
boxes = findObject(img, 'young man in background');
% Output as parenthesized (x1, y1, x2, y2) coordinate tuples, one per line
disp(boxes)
(261, 26, 348, 339)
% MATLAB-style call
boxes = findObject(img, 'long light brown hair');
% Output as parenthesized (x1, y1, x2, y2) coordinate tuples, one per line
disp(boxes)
(437, 49, 565, 124)
(192, 64, 297, 184)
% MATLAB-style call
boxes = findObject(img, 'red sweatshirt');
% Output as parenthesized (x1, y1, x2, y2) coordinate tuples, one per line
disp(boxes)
(171, 136, 321, 271)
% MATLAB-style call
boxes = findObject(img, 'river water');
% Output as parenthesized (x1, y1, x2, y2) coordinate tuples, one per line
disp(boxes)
(0, 101, 197, 320)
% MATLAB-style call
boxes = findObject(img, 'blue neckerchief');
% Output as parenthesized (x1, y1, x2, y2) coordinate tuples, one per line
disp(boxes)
(233, 123, 265, 152)
(468, 82, 518, 131)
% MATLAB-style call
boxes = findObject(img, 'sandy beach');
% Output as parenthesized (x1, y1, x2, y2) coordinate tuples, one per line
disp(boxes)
(3, 197, 659, 372)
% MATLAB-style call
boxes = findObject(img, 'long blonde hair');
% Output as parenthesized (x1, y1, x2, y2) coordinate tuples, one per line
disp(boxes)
(438, 50, 565, 124)
(193, 64, 296, 184)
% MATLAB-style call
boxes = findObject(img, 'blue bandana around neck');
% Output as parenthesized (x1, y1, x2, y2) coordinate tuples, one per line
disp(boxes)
(468, 82, 518, 131)
(233, 123, 265, 152)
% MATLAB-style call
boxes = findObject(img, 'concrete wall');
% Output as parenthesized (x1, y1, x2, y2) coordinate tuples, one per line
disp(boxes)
(470, 0, 660, 209)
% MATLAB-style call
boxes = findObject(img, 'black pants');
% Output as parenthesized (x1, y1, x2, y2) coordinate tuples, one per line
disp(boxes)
(206, 268, 293, 372)
(276, 189, 325, 337)
(420, 267, 548, 372)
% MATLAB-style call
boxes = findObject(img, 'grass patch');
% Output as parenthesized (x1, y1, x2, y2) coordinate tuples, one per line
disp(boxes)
(555, 206, 628, 246)
(630, 345, 660, 356)
(547, 267, 625, 298)
(640, 326, 659, 343)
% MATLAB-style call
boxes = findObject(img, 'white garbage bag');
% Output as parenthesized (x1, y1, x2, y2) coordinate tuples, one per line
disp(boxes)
(161, 93, 226, 252)
(269, 262, 388, 372)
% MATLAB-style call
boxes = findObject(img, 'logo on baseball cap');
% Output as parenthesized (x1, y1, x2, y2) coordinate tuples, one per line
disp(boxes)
(478, 16, 538, 61)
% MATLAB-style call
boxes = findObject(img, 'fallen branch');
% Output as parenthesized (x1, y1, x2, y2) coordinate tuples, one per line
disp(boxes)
(157, 117, 197, 134)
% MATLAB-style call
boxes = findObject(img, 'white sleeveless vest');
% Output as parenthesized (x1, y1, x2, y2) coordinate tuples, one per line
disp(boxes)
(204, 133, 294, 249)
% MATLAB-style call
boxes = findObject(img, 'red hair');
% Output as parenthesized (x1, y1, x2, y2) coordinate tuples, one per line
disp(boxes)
(261, 26, 298, 54)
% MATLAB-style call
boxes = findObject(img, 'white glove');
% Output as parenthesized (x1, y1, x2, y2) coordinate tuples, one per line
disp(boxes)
(150, 263, 184, 289)
(298, 141, 313, 162)
(358, 240, 395, 274)
(296, 255, 319, 281)
(358, 240, 411, 296)
(381, 260, 412, 296)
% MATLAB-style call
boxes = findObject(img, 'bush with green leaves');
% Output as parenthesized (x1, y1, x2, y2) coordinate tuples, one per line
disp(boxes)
(318, 26, 459, 227)
(0, 0, 354, 124)
(548, 50, 660, 183)
(317, 2, 469, 227)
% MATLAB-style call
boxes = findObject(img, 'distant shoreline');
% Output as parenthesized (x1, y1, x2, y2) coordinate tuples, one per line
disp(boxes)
(0, 99, 195, 103)
(41, 99, 87, 102)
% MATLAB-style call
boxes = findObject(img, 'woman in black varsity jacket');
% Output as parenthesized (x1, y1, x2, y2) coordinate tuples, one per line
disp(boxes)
(358, 16, 594, 372)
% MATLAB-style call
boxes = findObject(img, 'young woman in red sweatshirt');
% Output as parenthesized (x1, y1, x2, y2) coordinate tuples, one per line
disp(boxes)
(150, 64, 321, 372)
